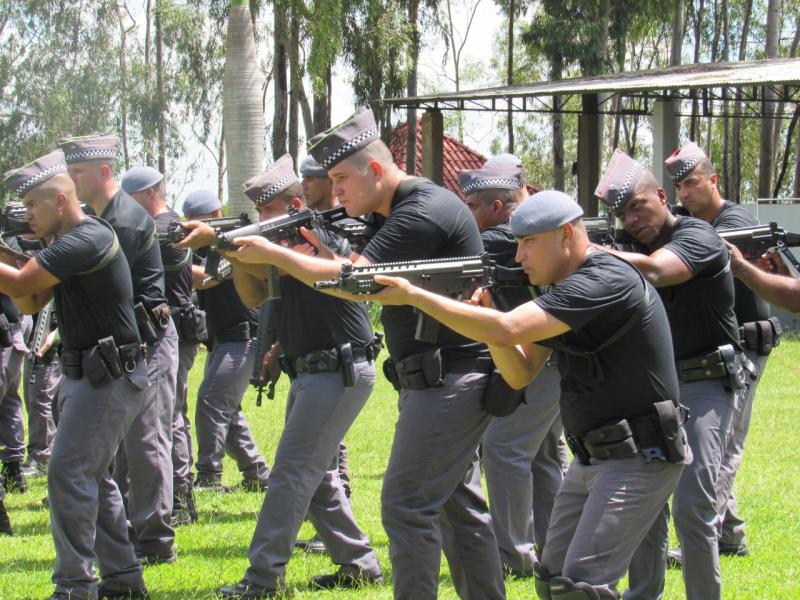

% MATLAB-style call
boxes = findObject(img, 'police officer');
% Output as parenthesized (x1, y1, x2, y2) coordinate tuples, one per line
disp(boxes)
(0, 290, 31, 493)
(366, 189, 686, 600)
(0, 150, 149, 599)
(230, 107, 506, 600)
(59, 134, 178, 565)
(665, 141, 773, 560)
(457, 165, 565, 576)
(182, 153, 380, 598)
(120, 166, 201, 526)
(596, 150, 743, 600)
(181, 190, 270, 492)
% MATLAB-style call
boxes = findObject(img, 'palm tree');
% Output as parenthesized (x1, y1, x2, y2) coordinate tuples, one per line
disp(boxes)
(223, 0, 264, 219)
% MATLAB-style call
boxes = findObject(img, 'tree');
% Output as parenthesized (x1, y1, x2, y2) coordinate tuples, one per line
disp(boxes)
(758, 0, 780, 198)
(223, 0, 265, 218)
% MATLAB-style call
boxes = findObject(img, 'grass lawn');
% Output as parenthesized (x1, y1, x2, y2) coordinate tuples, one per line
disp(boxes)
(2, 338, 799, 599)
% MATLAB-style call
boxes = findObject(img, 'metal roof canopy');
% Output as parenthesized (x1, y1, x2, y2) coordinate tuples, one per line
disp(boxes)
(378, 59, 800, 214)
(380, 58, 800, 117)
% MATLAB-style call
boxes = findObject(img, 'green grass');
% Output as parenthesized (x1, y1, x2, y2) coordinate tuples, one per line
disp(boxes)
(2, 340, 800, 599)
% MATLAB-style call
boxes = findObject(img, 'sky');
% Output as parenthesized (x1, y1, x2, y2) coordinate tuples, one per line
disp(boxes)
(168, 1, 506, 208)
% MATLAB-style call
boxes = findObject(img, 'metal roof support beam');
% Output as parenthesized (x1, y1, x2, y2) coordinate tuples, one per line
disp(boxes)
(421, 109, 444, 185)
(653, 96, 680, 204)
(578, 93, 601, 216)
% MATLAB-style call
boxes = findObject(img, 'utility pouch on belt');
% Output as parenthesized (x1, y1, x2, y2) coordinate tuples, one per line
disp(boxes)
(382, 358, 400, 392)
(652, 400, 687, 463)
(393, 348, 445, 390)
(98, 336, 124, 379)
(278, 354, 296, 380)
(0, 313, 12, 348)
(583, 420, 638, 461)
(740, 317, 782, 356)
(177, 306, 207, 344)
(719, 344, 742, 391)
(338, 343, 356, 387)
(134, 302, 159, 345)
(151, 303, 171, 331)
(482, 369, 525, 417)
(81, 344, 110, 386)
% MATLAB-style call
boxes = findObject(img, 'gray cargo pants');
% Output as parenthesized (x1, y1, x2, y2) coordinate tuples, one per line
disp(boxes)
(542, 455, 683, 599)
(626, 378, 734, 600)
(715, 349, 768, 547)
(23, 358, 60, 464)
(0, 317, 31, 465)
(244, 361, 380, 589)
(482, 362, 563, 574)
(195, 339, 269, 483)
(113, 319, 179, 558)
(49, 361, 148, 600)
(172, 339, 199, 493)
(381, 370, 506, 600)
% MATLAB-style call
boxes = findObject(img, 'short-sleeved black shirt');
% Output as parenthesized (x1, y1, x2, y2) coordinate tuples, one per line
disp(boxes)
(709, 201, 770, 324)
(481, 222, 535, 310)
(361, 177, 488, 361)
(277, 227, 373, 357)
(36, 217, 139, 351)
(0, 293, 20, 323)
(651, 216, 741, 359)
(535, 252, 679, 434)
(154, 210, 194, 309)
(101, 189, 167, 309)
(195, 248, 258, 339)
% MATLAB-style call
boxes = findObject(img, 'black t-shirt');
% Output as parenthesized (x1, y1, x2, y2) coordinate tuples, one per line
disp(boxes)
(154, 210, 194, 309)
(651, 216, 741, 360)
(535, 252, 679, 434)
(195, 248, 258, 339)
(36, 217, 139, 351)
(361, 177, 488, 361)
(101, 189, 167, 309)
(710, 201, 771, 324)
(277, 227, 373, 357)
(481, 222, 535, 310)
(0, 293, 20, 323)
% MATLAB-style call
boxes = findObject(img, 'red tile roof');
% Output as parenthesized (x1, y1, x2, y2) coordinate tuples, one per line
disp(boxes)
(389, 122, 487, 200)
(389, 121, 538, 199)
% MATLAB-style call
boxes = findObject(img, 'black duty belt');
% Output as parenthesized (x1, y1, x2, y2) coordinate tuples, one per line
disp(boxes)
(386, 349, 493, 391)
(286, 345, 373, 376)
(59, 340, 144, 382)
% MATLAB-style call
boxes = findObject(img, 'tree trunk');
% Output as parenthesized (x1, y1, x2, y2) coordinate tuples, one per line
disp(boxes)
(406, 0, 420, 174)
(272, 1, 288, 159)
(690, 0, 704, 141)
(288, 5, 300, 166)
(670, 0, 684, 66)
(721, 0, 730, 199)
(116, 3, 131, 169)
(312, 64, 331, 132)
(730, 0, 752, 203)
(705, 0, 720, 155)
(552, 52, 564, 190)
(144, 0, 153, 166)
(506, 0, 514, 154)
(155, 0, 166, 174)
(224, 0, 265, 219)
(758, 0, 780, 198)
(217, 121, 226, 201)
(772, 22, 800, 197)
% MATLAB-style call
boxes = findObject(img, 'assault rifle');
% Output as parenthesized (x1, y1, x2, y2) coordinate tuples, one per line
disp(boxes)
(314, 254, 531, 342)
(0, 202, 32, 237)
(27, 300, 55, 384)
(719, 222, 800, 277)
(215, 206, 373, 251)
(160, 213, 252, 244)
(201, 251, 233, 285)
(584, 215, 632, 248)
(250, 300, 279, 406)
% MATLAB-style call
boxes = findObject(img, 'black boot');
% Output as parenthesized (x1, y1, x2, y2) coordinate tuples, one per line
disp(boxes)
(1, 461, 27, 494)
(185, 485, 198, 522)
(0, 499, 12, 535)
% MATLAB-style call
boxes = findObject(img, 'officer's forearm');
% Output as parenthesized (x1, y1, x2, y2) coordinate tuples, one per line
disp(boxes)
(735, 258, 800, 313)
(262, 244, 350, 289)
(232, 267, 269, 309)
(489, 343, 551, 389)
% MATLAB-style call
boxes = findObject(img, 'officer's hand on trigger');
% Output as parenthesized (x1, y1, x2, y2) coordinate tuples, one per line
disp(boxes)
(467, 286, 496, 308)
(295, 227, 334, 260)
(260, 342, 280, 384)
(177, 221, 216, 250)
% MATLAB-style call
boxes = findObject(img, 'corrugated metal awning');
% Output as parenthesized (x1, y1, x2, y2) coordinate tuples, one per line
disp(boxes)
(379, 58, 800, 117)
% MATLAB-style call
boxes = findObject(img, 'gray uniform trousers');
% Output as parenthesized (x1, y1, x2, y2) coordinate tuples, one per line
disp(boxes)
(23, 358, 61, 464)
(195, 339, 269, 483)
(482, 362, 563, 574)
(49, 361, 148, 600)
(244, 361, 380, 588)
(0, 317, 31, 464)
(626, 379, 735, 600)
(172, 339, 199, 493)
(715, 349, 768, 546)
(381, 370, 506, 600)
(541, 456, 683, 599)
(113, 320, 179, 557)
